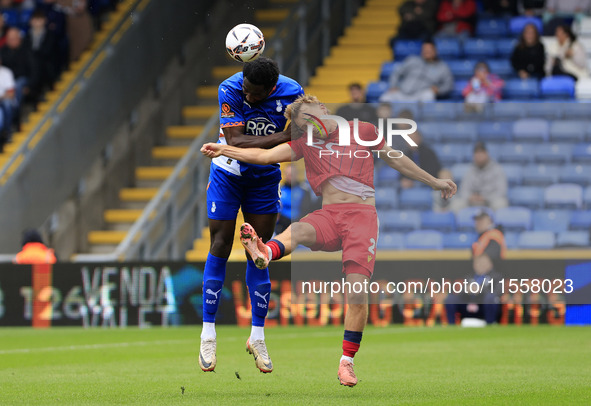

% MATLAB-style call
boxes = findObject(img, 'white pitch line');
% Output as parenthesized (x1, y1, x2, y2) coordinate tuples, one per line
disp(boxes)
(0, 339, 194, 355)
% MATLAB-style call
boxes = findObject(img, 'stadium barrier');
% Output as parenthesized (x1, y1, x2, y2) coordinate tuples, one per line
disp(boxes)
(1, 259, 589, 327)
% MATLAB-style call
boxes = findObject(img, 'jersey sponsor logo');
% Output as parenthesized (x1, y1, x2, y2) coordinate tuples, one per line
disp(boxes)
(221, 103, 234, 118)
(255, 291, 269, 304)
(246, 117, 277, 136)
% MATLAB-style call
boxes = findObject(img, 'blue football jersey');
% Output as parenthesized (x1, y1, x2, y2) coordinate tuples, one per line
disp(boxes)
(213, 72, 304, 176)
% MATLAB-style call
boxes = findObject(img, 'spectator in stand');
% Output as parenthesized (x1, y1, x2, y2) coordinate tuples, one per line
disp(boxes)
(275, 165, 304, 235)
(545, 24, 589, 81)
(511, 23, 546, 80)
(544, 0, 591, 34)
(336, 83, 378, 125)
(26, 9, 58, 104)
(1, 27, 32, 122)
(436, 0, 477, 37)
(14, 229, 57, 264)
(37, 0, 68, 71)
(462, 61, 504, 112)
(56, 0, 94, 61)
(396, 0, 438, 40)
(0, 14, 8, 48)
(0, 57, 16, 142)
(450, 142, 508, 212)
(380, 40, 454, 103)
(482, 0, 518, 15)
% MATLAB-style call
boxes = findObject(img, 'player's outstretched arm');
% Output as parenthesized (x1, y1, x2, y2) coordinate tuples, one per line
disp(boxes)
(201, 142, 295, 165)
(222, 125, 294, 149)
(379, 145, 457, 199)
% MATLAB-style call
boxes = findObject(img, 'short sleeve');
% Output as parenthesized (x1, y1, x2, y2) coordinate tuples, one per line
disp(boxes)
(358, 122, 385, 150)
(288, 138, 305, 160)
(219, 83, 245, 128)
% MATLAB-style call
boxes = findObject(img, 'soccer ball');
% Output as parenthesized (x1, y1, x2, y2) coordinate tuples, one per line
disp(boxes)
(225, 24, 265, 63)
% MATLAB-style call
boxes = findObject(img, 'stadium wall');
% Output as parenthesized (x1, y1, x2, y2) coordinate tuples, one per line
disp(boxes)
(1, 260, 589, 327)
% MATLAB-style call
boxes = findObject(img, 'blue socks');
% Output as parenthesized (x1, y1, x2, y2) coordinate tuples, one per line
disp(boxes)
(246, 259, 271, 327)
(202, 253, 228, 323)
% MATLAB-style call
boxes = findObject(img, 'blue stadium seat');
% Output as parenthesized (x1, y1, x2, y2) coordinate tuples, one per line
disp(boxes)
(556, 231, 589, 247)
(496, 207, 532, 231)
(504, 232, 520, 249)
(484, 143, 502, 161)
(421, 211, 456, 232)
(586, 187, 591, 208)
(518, 231, 556, 249)
(523, 102, 565, 119)
(587, 123, 591, 142)
(534, 143, 573, 164)
(381, 210, 421, 232)
(508, 186, 545, 209)
(509, 16, 543, 36)
(544, 184, 583, 209)
(477, 121, 513, 142)
(512, 118, 549, 142)
(405, 230, 444, 250)
(366, 81, 389, 103)
(498, 143, 532, 164)
(451, 163, 472, 182)
(464, 39, 497, 58)
(572, 144, 591, 163)
(491, 102, 526, 119)
(563, 103, 591, 119)
(443, 232, 477, 249)
(391, 102, 421, 120)
(549, 120, 587, 143)
(394, 40, 422, 60)
(399, 188, 433, 210)
(421, 103, 459, 121)
(495, 38, 518, 58)
(486, 59, 514, 79)
(377, 232, 405, 250)
(439, 122, 477, 143)
(380, 61, 402, 82)
(533, 210, 570, 232)
(541, 76, 576, 100)
(418, 122, 442, 142)
(437, 143, 472, 166)
(476, 18, 509, 38)
(522, 164, 560, 186)
(456, 206, 493, 231)
(560, 164, 591, 186)
(570, 211, 591, 230)
(447, 60, 477, 80)
(434, 38, 462, 60)
(450, 80, 469, 100)
(375, 188, 398, 210)
(504, 79, 540, 100)
(376, 164, 400, 186)
(503, 164, 524, 186)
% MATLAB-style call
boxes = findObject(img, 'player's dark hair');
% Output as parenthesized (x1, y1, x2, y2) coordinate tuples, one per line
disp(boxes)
(243, 57, 280, 90)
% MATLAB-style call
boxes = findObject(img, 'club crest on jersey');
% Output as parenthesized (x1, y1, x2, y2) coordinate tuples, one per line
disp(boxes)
(246, 117, 277, 136)
(221, 103, 234, 118)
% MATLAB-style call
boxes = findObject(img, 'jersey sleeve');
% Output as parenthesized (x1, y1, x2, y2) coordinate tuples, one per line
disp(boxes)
(358, 122, 385, 150)
(288, 138, 305, 160)
(218, 83, 245, 128)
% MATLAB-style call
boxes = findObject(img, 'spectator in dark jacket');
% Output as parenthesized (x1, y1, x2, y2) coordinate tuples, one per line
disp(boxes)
(335, 83, 378, 125)
(1, 27, 32, 107)
(397, 0, 438, 39)
(511, 23, 546, 79)
(482, 0, 518, 15)
(436, 0, 477, 37)
(26, 9, 58, 103)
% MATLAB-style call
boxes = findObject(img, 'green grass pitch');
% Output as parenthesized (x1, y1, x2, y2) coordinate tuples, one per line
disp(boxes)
(1, 325, 590, 405)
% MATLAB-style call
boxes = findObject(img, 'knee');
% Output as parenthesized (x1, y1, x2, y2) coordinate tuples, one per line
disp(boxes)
(209, 234, 233, 258)
(291, 222, 315, 245)
(347, 292, 368, 307)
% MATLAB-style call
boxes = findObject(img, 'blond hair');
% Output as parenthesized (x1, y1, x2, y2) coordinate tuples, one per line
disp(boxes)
(284, 94, 322, 121)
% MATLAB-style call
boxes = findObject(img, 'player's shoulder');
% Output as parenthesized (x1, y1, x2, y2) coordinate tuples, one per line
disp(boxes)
(219, 72, 243, 93)
(275, 75, 304, 97)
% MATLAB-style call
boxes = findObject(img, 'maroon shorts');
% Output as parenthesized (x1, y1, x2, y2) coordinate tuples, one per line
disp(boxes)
(299, 203, 378, 277)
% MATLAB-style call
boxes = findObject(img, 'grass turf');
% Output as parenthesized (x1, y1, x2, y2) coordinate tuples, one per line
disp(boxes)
(0, 325, 590, 405)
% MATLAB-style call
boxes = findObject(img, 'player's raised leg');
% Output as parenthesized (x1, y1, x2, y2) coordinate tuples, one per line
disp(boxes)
(243, 212, 277, 373)
(240, 221, 317, 269)
(338, 267, 369, 387)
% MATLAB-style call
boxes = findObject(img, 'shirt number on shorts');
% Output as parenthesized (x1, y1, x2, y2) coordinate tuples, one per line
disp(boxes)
(368, 238, 376, 255)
